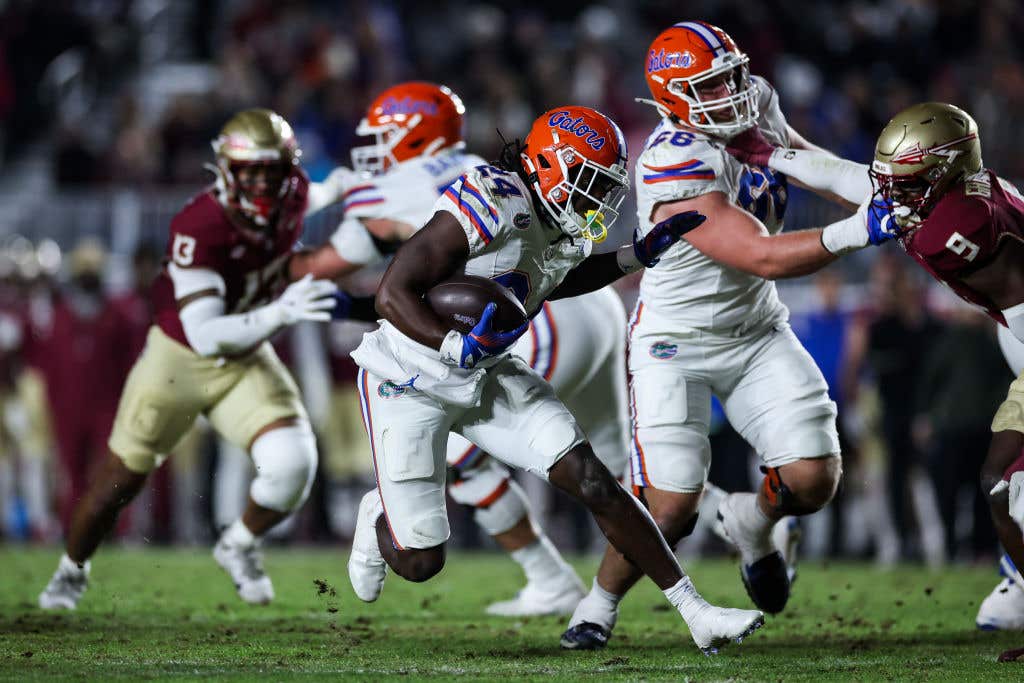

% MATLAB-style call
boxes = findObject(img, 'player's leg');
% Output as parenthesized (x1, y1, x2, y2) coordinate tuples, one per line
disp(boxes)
(447, 443, 584, 616)
(39, 328, 204, 609)
(717, 324, 840, 614)
(349, 369, 453, 600)
(977, 414, 1024, 629)
(208, 343, 318, 605)
(461, 357, 763, 654)
(561, 355, 712, 648)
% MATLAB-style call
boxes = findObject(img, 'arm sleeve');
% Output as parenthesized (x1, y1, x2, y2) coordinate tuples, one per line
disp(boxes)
(769, 148, 872, 205)
(306, 166, 359, 215)
(178, 295, 286, 357)
(329, 215, 384, 267)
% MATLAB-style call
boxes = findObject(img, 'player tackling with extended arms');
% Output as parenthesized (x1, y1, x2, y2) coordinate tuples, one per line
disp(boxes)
(727, 99, 1024, 634)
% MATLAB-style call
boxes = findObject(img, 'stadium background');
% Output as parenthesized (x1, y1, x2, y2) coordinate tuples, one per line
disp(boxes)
(0, 0, 1020, 568)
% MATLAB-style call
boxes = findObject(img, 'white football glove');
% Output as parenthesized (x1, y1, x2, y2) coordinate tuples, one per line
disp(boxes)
(991, 471, 1024, 530)
(273, 274, 338, 325)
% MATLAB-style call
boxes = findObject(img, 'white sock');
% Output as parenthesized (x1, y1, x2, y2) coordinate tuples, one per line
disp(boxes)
(568, 578, 622, 630)
(60, 552, 88, 573)
(663, 575, 710, 623)
(511, 534, 575, 586)
(727, 493, 775, 562)
(222, 518, 257, 548)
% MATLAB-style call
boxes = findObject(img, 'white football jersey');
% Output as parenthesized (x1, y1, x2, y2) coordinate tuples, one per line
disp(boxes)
(329, 149, 487, 266)
(635, 76, 791, 331)
(436, 165, 591, 315)
(350, 163, 591, 407)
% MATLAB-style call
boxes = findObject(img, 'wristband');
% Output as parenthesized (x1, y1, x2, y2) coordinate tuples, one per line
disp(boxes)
(616, 244, 644, 274)
(820, 213, 868, 255)
(439, 329, 465, 367)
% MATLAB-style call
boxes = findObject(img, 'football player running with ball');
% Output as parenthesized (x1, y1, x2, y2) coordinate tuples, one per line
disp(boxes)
(562, 21, 897, 650)
(39, 110, 337, 609)
(294, 81, 625, 617)
(729, 101, 1024, 637)
(346, 104, 769, 655)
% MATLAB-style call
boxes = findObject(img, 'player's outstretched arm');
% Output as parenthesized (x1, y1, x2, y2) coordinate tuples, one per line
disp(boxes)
(375, 210, 470, 350)
(177, 270, 337, 357)
(726, 126, 870, 210)
(670, 191, 894, 280)
(548, 211, 707, 300)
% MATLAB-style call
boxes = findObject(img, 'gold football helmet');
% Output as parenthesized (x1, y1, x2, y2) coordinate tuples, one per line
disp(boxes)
(209, 108, 301, 225)
(869, 102, 982, 229)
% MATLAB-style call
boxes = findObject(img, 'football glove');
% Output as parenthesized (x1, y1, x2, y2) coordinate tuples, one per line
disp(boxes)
(633, 210, 707, 267)
(866, 197, 900, 246)
(275, 274, 338, 325)
(442, 302, 529, 369)
(990, 453, 1024, 530)
(725, 127, 778, 167)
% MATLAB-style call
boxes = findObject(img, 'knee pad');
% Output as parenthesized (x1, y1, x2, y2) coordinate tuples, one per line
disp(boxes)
(759, 465, 819, 516)
(473, 480, 530, 536)
(249, 422, 318, 513)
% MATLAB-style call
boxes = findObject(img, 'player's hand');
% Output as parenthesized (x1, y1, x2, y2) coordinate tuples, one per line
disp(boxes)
(633, 211, 707, 267)
(864, 197, 900, 246)
(990, 453, 1024, 529)
(275, 274, 338, 324)
(725, 127, 778, 167)
(458, 302, 529, 369)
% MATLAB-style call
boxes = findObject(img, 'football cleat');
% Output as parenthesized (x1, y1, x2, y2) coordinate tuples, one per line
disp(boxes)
(738, 552, 791, 614)
(976, 555, 1024, 631)
(718, 492, 792, 614)
(38, 554, 90, 610)
(213, 533, 274, 605)
(486, 573, 586, 617)
(560, 621, 611, 650)
(348, 489, 387, 602)
(687, 605, 765, 655)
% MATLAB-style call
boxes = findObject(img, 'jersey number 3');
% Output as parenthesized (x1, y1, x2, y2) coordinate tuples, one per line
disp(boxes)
(945, 231, 980, 262)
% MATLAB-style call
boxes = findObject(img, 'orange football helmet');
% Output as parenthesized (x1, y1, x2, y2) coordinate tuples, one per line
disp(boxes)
(351, 82, 466, 174)
(642, 21, 758, 138)
(520, 106, 629, 242)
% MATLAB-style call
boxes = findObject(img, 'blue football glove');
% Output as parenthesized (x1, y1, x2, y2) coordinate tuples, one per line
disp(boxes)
(458, 302, 529, 369)
(866, 197, 901, 246)
(633, 210, 707, 267)
(330, 290, 352, 320)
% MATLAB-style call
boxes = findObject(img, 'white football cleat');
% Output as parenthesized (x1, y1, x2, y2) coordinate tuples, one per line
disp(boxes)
(38, 554, 90, 610)
(349, 489, 387, 602)
(213, 534, 274, 605)
(486, 572, 586, 617)
(977, 577, 1024, 630)
(686, 605, 765, 655)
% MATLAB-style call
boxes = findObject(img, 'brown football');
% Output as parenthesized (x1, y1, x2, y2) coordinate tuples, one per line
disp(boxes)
(426, 275, 528, 335)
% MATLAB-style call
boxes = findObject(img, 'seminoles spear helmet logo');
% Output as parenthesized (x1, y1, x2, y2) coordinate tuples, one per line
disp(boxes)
(891, 133, 978, 165)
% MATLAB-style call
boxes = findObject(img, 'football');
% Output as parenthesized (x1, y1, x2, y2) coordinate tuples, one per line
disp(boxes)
(426, 274, 528, 335)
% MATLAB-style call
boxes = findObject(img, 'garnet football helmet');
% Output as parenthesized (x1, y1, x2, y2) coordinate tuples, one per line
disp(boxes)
(519, 106, 629, 242)
(351, 82, 466, 175)
(210, 108, 301, 226)
(642, 21, 758, 138)
(869, 102, 982, 230)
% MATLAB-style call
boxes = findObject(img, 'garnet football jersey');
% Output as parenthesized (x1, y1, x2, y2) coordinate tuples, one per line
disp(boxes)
(900, 170, 1024, 324)
(152, 171, 308, 350)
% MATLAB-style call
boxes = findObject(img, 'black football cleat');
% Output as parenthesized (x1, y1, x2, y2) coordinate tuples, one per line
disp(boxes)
(560, 622, 611, 650)
(739, 550, 791, 614)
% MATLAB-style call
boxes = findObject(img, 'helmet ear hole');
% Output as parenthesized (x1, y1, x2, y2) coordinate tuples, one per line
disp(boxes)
(407, 138, 426, 150)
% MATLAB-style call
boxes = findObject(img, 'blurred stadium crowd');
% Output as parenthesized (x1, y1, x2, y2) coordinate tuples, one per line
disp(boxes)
(0, 0, 1021, 565)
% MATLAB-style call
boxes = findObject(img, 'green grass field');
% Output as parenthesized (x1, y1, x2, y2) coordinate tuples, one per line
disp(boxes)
(1, 547, 1022, 681)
